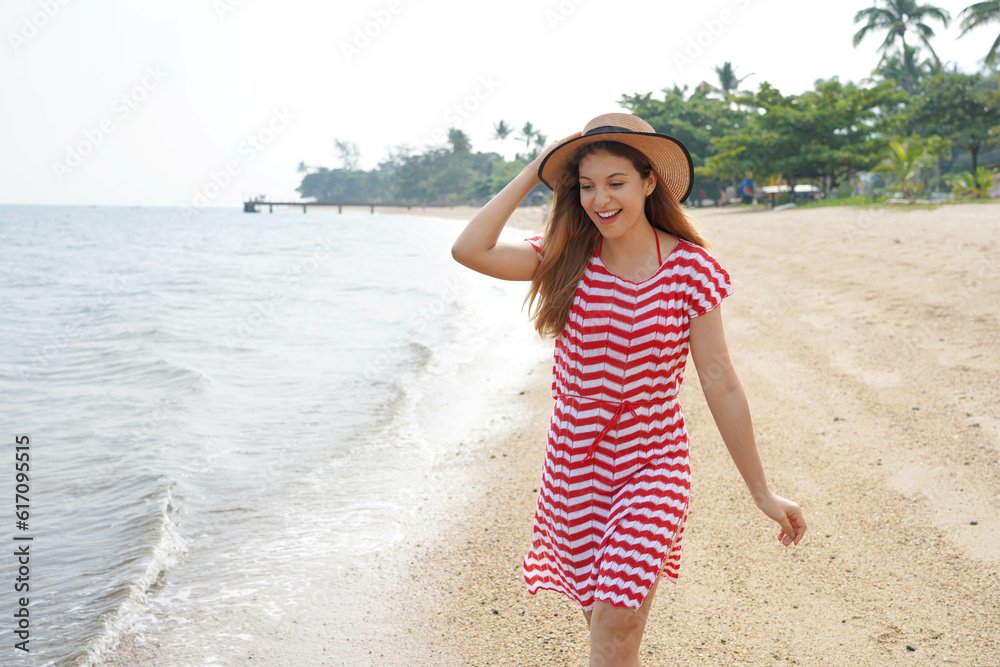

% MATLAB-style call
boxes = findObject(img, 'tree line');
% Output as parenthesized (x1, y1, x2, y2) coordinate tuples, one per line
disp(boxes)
(297, 1, 1000, 206)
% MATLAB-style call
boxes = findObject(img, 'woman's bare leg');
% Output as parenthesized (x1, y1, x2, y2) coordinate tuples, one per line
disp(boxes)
(585, 579, 658, 667)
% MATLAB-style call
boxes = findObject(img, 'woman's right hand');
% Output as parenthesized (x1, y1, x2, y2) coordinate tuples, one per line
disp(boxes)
(526, 131, 582, 175)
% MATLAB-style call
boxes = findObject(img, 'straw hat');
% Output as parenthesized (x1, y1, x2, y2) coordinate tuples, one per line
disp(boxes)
(537, 113, 694, 203)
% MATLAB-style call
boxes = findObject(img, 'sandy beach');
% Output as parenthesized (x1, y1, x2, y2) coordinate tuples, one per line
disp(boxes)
(359, 201, 1000, 666)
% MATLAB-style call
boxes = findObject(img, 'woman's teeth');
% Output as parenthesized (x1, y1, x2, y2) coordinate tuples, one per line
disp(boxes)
(597, 209, 621, 223)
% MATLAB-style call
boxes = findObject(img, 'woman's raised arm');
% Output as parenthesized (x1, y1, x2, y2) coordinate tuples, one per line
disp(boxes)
(451, 132, 581, 281)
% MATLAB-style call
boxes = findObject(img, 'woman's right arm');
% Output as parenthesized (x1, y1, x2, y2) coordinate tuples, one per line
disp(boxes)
(451, 132, 581, 281)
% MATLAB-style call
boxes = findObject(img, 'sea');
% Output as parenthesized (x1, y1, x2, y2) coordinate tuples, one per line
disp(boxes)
(0, 204, 550, 665)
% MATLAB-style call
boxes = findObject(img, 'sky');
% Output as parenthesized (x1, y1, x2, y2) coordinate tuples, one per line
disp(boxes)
(1, 0, 996, 207)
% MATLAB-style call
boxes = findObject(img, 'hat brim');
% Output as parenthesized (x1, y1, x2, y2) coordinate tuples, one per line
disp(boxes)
(537, 130, 694, 204)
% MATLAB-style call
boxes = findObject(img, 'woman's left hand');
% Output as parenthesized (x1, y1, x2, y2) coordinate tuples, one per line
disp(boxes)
(756, 492, 806, 546)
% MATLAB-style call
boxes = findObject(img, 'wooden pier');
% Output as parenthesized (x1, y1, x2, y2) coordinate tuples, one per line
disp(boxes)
(243, 200, 461, 214)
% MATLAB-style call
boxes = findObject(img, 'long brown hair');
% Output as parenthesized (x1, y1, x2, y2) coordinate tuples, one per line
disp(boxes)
(525, 140, 710, 338)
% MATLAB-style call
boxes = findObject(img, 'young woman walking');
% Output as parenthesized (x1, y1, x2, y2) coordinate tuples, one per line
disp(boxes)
(452, 113, 806, 666)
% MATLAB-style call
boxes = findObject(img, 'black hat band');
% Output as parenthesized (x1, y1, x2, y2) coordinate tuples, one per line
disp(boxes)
(583, 125, 635, 137)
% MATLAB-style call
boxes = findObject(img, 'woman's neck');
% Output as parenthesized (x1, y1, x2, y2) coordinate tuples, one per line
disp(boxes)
(599, 218, 664, 282)
(601, 218, 657, 263)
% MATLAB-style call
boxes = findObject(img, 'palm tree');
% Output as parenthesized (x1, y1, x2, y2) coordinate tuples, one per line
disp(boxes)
(946, 167, 996, 198)
(516, 132, 551, 161)
(958, 1, 1000, 65)
(713, 61, 754, 99)
(875, 138, 936, 200)
(447, 128, 471, 155)
(662, 83, 689, 98)
(853, 0, 951, 93)
(493, 120, 512, 142)
(873, 43, 936, 88)
(520, 121, 536, 151)
(493, 120, 513, 159)
(333, 139, 359, 170)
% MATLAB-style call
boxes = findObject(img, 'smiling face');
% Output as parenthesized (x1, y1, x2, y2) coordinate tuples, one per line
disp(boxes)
(577, 150, 656, 239)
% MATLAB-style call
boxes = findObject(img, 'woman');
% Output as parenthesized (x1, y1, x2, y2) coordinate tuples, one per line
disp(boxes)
(452, 113, 806, 666)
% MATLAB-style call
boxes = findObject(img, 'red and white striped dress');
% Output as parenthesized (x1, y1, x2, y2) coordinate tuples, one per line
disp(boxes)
(522, 233, 732, 611)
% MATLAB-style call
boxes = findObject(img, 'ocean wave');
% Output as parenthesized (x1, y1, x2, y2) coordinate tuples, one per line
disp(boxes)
(71, 479, 185, 667)
(45, 353, 210, 394)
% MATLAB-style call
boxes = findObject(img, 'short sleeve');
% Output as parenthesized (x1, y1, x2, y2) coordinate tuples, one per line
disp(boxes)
(524, 234, 544, 261)
(679, 244, 734, 318)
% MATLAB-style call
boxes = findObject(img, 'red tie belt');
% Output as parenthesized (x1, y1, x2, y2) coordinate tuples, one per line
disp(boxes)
(557, 393, 668, 460)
